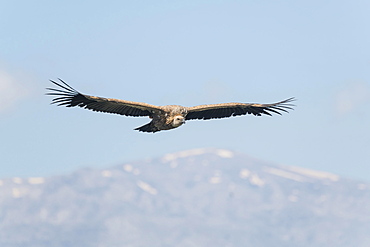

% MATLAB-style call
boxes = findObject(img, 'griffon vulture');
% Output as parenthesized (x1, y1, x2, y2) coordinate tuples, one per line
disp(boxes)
(47, 79, 294, 133)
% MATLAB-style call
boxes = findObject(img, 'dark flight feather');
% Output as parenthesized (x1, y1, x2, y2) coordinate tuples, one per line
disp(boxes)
(185, 98, 295, 120)
(46, 79, 161, 117)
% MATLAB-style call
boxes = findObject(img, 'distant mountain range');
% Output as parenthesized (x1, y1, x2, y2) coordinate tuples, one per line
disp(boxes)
(1, 148, 369, 247)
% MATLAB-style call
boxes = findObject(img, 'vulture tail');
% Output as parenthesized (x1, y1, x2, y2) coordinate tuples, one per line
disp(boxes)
(134, 121, 160, 133)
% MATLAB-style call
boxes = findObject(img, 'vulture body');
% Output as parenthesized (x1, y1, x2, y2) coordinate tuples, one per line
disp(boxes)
(47, 79, 294, 133)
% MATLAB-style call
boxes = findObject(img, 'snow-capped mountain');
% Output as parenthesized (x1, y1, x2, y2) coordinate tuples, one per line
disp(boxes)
(1, 148, 369, 247)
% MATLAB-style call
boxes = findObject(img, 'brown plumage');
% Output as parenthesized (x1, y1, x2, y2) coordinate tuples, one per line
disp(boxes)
(47, 79, 295, 133)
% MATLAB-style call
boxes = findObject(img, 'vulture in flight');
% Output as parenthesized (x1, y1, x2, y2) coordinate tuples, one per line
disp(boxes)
(47, 79, 294, 133)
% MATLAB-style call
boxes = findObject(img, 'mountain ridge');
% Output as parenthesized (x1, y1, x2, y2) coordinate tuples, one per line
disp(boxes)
(0, 148, 369, 247)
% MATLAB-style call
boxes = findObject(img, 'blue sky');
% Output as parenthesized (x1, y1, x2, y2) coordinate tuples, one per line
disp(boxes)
(1, 0, 369, 181)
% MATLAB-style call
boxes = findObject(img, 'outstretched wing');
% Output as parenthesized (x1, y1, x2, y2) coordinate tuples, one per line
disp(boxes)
(185, 98, 295, 120)
(46, 79, 162, 117)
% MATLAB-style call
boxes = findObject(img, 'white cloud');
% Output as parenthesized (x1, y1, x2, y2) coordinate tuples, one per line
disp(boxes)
(335, 81, 370, 116)
(0, 70, 27, 113)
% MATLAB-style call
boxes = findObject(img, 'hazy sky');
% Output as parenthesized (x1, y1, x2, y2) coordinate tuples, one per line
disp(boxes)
(1, 0, 369, 181)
